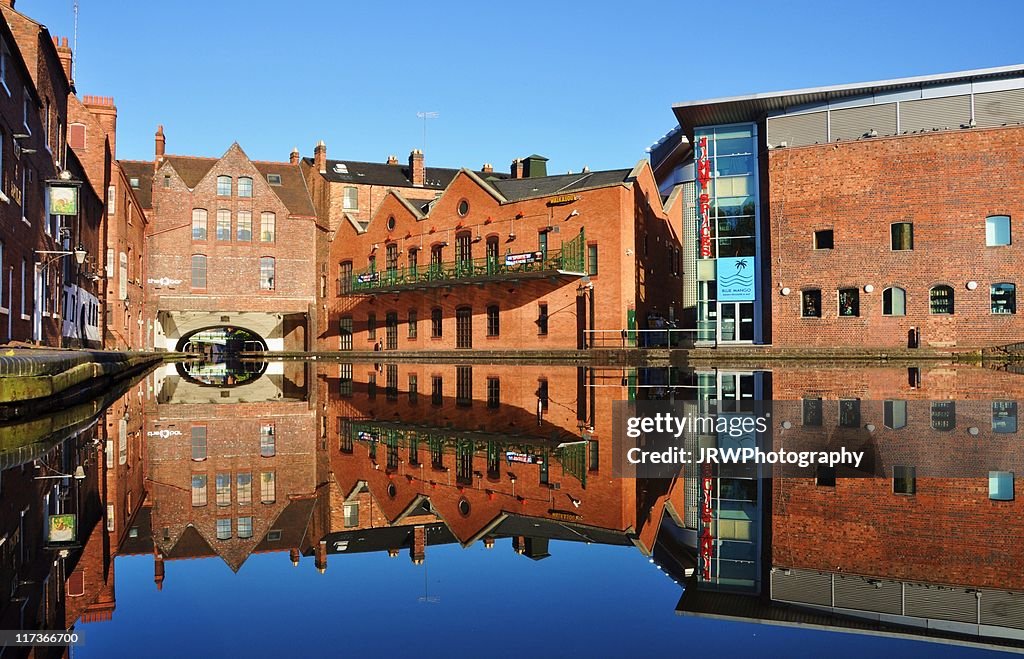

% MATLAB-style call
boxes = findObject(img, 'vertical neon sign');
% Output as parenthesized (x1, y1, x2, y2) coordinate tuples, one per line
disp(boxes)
(697, 135, 713, 259)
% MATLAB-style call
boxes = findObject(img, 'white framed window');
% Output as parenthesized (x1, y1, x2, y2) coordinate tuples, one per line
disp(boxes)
(238, 177, 253, 198)
(107, 184, 115, 216)
(216, 175, 232, 196)
(343, 186, 358, 210)
(987, 215, 1011, 247)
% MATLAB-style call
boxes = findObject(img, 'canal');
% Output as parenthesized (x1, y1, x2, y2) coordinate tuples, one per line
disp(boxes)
(2, 358, 1021, 657)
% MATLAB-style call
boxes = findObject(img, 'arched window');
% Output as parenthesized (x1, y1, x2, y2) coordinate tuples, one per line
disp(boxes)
(216, 175, 232, 196)
(882, 287, 906, 316)
(929, 285, 954, 315)
(191, 208, 208, 240)
(238, 176, 253, 198)
(191, 255, 207, 289)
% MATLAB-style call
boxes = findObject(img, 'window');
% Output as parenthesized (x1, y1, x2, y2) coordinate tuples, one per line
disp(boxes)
(487, 377, 500, 408)
(238, 177, 253, 198)
(993, 401, 1018, 433)
(814, 229, 834, 249)
(339, 261, 353, 295)
(237, 517, 253, 539)
(260, 471, 276, 503)
(408, 309, 417, 338)
(431, 308, 442, 338)
(588, 244, 599, 276)
(539, 231, 548, 258)
(237, 474, 252, 505)
(538, 379, 549, 412)
(929, 285, 953, 314)
(215, 473, 231, 506)
(237, 211, 252, 241)
(192, 209, 208, 240)
(191, 255, 207, 289)
(22, 88, 30, 133)
(486, 305, 499, 337)
(260, 424, 276, 456)
(883, 287, 906, 316)
(458, 199, 469, 216)
(992, 283, 1016, 314)
(989, 471, 1015, 501)
(838, 288, 859, 317)
(386, 243, 398, 275)
(409, 374, 418, 404)
(367, 313, 376, 340)
(267, 173, 282, 185)
(891, 222, 913, 250)
(839, 399, 860, 428)
(343, 502, 359, 528)
(339, 316, 353, 351)
(431, 375, 443, 406)
(883, 400, 907, 429)
(217, 175, 231, 196)
(163, 175, 171, 188)
(259, 257, 275, 290)
(931, 401, 956, 431)
(802, 398, 822, 426)
(260, 212, 276, 242)
(69, 123, 86, 150)
(430, 244, 443, 271)
(367, 373, 377, 400)
(216, 519, 231, 540)
(191, 474, 208, 506)
(216, 209, 231, 241)
(191, 426, 207, 461)
(986, 215, 1011, 247)
(339, 363, 353, 397)
(343, 186, 358, 210)
(537, 303, 548, 335)
(801, 289, 821, 318)
(106, 184, 115, 216)
(893, 466, 916, 494)
(456, 366, 472, 407)
(408, 248, 419, 276)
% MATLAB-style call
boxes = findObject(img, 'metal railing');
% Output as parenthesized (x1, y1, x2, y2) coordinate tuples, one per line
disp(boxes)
(584, 328, 715, 349)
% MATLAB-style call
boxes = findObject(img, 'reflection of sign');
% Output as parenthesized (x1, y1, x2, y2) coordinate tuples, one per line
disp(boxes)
(700, 464, 714, 581)
(357, 272, 380, 284)
(49, 185, 79, 216)
(48, 514, 78, 544)
(357, 431, 379, 442)
(504, 252, 543, 267)
(717, 256, 755, 301)
(147, 277, 183, 286)
(506, 451, 543, 465)
(549, 509, 583, 521)
(697, 136, 712, 259)
(147, 429, 182, 438)
(547, 194, 579, 206)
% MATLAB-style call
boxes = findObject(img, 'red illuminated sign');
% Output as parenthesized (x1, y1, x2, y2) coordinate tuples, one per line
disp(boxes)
(700, 462, 714, 580)
(697, 136, 713, 259)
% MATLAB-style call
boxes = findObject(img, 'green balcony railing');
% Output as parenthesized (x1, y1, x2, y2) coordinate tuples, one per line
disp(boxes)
(348, 229, 587, 294)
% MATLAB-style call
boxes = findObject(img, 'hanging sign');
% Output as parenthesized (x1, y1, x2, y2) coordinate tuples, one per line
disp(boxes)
(48, 184, 80, 216)
(505, 251, 543, 267)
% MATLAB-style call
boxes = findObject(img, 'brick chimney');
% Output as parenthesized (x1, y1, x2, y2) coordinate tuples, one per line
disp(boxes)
(154, 125, 165, 168)
(483, 537, 495, 549)
(154, 552, 165, 591)
(54, 37, 72, 84)
(409, 149, 424, 187)
(315, 539, 327, 574)
(386, 154, 398, 165)
(82, 95, 117, 158)
(314, 140, 327, 174)
(411, 525, 426, 564)
(511, 159, 525, 179)
(289, 548, 300, 566)
(289, 147, 299, 165)
(481, 163, 493, 174)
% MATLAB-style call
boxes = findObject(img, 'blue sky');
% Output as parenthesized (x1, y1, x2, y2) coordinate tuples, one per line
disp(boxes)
(20, 0, 1024, 173)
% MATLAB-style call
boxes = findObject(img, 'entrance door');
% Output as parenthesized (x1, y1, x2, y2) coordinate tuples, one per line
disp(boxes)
(385, 312, 398, 350)
(717, 302, 754, 343)
(456, 307, 472, 349)
(32, 265, 43, 343)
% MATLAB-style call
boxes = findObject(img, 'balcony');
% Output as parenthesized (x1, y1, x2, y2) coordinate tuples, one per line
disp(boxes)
(343, 230, 587, 295)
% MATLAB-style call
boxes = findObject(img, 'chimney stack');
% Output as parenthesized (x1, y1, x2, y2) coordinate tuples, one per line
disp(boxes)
(314, 140, 327, 174)
(54, 36, 72, 84)
(511, 159, 525, 179)
(289, 147, 299, 165)
(289, 548, 300, 567)
(481, 163, 493, 174)
(315, 540, 327, 574)
(154, 552, 165, 591)
(386, 154, 398, 165)
(409, 149, 424, 187)
(82, 95, 117, 158)
(411, 525, 426, 564)
(154, 125, 165, 169)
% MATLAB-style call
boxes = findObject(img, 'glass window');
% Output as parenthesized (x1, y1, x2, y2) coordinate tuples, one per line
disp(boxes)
(487, 377, 500, 408)
(883, 400, 907, 429)
(191, 426, 207, 461)
(216, 519, 231, 540)
(260, 471, 276, 503)
(814, 230, 834, 249)
(893, 466, 916, 495)
(431, 308, 442, 338)
(989, 471, 1015, 501)
(883, 287, 906, 316)
(408, 309, 418, 338)
(931, 401, 956, 431)
(993, 401, 1017, 433)
(191, 255, 207, 289)
(386, 243, 398, 274)
(486, 305, 499, 337)
(191, 474, 207, 506)
(838, 288, 859, 317)
(339, 317, 353, 351)
(339, 261, 353, 295)
(801, 289, 821, 318)
(216, 473, 231, 506)
(237, 517, 253, 539)
(929, 285, 954, 314)
(588, 244, 598, 276)
(367, 313, 376, 340)
(539, 231, 548, 258)
(343, 502, 359, 528)
(238, 177, 253, 198)
(839, 399, 860, 428)
(260, 257, 275, 290)
(237, 211, 252, 241)
(343, 187, 358, 210)
(216, 209, 231, 241)
(431, 376, 443, 406)
(538, 303, 548, 335)
(237, 473, 252, 505)
(191, 208, 207, 240)
(339, 363, 353, 397)
(802, 398, 822, 426)
(456, 366, 472, 407)
(986, 215, 1011, 247)
(216, 176, 231, 196)
(891, 223, 913, 250)
(260, 212, 276, 242)
(260, 424, 275, 456)
(992, 283, 1016, 314)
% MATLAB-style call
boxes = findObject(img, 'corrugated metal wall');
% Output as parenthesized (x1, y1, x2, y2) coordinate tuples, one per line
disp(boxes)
(830, 104, 898, 141)
(975, 88, 1024, 127)
(766, 111, 828, 147)
(899, 95, 972, 133)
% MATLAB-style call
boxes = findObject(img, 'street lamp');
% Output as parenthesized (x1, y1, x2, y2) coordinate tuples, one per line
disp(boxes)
(34, 465, 86, 480)
(34, 243, 87, 266)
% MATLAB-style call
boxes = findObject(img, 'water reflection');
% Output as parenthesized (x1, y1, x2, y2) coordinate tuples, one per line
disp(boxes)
(2, 361, 1023, 656)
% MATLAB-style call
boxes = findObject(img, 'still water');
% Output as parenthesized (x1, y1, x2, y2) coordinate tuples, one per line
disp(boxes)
(2, 359, 1022, 657)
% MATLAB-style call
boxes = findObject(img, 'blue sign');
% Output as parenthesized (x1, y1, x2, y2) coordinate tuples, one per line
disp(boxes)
(718, 257, 755, 301)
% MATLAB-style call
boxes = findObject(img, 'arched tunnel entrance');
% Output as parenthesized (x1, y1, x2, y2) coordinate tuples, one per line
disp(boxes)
(176, 326, 268, 387)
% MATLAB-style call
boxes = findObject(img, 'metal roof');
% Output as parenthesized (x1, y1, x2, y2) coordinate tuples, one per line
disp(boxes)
(671, 64, 1024, 136)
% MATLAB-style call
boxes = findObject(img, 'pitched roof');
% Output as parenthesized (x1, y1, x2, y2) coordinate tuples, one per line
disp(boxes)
(307, 157, 508, 190)
(252, 161, 315, 217)
(164, 155, 216, 189)
(119, 160, 154, 209)
(491, 169, 633, 201)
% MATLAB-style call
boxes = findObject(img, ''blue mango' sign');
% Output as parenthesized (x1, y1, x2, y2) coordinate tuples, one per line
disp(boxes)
(718, 257, 755, 301)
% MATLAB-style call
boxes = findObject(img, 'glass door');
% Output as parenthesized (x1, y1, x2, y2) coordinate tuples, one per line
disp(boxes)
(717, 302, 754, 344)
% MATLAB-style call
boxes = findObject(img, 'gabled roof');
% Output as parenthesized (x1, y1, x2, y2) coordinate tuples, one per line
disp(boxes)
(252, 161, 315, 217)
(307, 157, 509, 190)
(490, 168, 633, 201)
(164, 155, 216, 189)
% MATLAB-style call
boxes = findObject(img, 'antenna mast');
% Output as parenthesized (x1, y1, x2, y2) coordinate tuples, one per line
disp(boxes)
(416, 111, 438, 154)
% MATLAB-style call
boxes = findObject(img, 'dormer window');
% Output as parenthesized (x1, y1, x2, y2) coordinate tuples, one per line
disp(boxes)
(266, 174, 282, 186)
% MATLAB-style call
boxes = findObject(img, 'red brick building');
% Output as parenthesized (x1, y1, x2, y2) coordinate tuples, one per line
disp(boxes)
(320, 156, 683, 351)
(657, 65, 1024, 350)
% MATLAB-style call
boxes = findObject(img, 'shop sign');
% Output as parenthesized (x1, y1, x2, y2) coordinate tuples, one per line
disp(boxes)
(357, 272, 380, 284)
(48, 514, 78, 545)
(547, 194, 579, 206)
(147, 277, 183, 286)
(700, 463, 714, 580)
(717, 256, 755, 301)
(504, 251, 543, 267)
(506, 451, 543, 465)
(697, 136, 713, 259)
(48, 184, 80, 216)
(356, 430, 379, 442)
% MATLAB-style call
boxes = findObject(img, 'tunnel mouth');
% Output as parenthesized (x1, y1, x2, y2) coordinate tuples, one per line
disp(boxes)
(176, 326, 268, 387)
